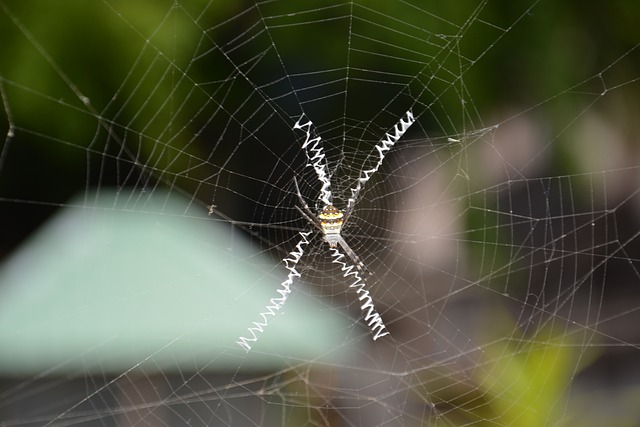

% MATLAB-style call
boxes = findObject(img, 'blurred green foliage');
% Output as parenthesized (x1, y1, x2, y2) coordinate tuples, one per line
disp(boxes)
(418, 316, 598, 426)
(2, 1, 639, 214)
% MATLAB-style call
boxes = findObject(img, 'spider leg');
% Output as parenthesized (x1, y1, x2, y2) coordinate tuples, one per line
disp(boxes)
(293, 176, 312, 213)
(294, 114, 333, 206)
(296, 206, 323, 232)
(342, 204, 355, 229)
(330, 238, 389, 341)
(293, 176, 323, 232)
(344, 109, 415, 225)
(336, 235, 372, 278)
(237, 231, 312, 352)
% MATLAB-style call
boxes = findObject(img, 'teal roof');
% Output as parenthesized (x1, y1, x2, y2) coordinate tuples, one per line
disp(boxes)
(0, 191, 350, 375)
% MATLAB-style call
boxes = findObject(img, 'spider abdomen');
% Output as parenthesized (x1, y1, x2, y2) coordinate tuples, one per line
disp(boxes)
(319, 205, 344, 247)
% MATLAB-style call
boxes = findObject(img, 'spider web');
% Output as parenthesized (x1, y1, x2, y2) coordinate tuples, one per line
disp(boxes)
(2, 0, 640, 426)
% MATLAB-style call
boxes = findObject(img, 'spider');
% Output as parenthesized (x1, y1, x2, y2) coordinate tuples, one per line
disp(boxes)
(237, 110, 415, 352)
(292, 176, 366, 274)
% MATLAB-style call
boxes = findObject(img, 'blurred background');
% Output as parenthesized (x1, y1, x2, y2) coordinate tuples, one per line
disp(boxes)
(1, 1, 640, 426)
